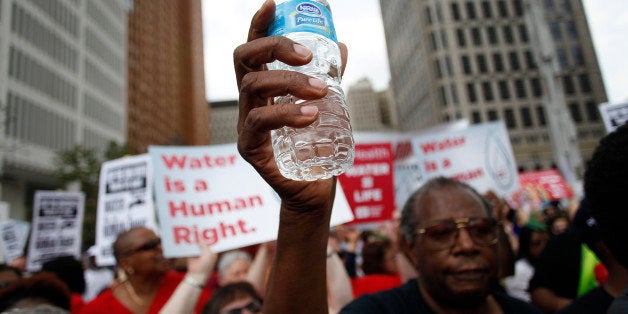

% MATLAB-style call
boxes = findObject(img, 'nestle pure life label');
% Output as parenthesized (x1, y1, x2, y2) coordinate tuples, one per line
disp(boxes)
(269, 0, 338, 43)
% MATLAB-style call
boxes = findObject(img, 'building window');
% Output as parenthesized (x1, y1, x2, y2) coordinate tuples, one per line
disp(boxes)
(499, 80, 511, 100)
(569, 102, 583, 123)
(550, 22, 562, 41)
(513, 0, 524, 16)
(440, 86, 448, 105)
(563, 76, 576, 94)
(515, 79, 527, 98)
(525, 50, 537, 69)
(457, 29, 467, 47)
(466, 1, 477, 19)
(488, 110, 498, 121)
(482, 81, 494, 101)
(509, 52, 521, 71)
(430, 32, 438, 51)
(531, 78, 543, 97)
(545, 0, 554, 12)
(536, 106, 547, 126)
(472, 27, 482, 46)
(477, 54, 488, 73)
(445, 56, 453, 76)
(497, 0, 508, 17)
(521, 107, 533, 127)
(518, 24, 529, 43)
(565, 20, 578, 39)
(481, 1, 492, 18)
(472, 111, 482, 123)
(579, 74, 592, 93)
(493, 53, 504, 72)
(462, 55, 472, 74)
(504, 109, 517, 129)
(451, 2, 461, 21)
(434, 59, 442, 78)
(467, 82, 478, 103)
(450, 83, 459, 104)
(585, 101, 600, 121)
(426, 7, 433, 25)
(487, 26, 498, 45)
(503, 25, 514, 44)
(557, 48, 568, 68)
(572, 46, 585, 66)
(560, 0, 572, 12)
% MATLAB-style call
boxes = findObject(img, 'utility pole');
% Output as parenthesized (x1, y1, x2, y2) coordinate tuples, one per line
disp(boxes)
(524, 0, 584, 196)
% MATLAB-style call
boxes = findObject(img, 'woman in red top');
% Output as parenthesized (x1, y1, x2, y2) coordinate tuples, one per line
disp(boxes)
(351, 238, 402, 297)
(81, 227, 213, 314)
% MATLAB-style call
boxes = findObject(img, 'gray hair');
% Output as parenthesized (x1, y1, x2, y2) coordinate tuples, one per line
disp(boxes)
(217, 250, 252, 277)
(399, 177, 492, 246)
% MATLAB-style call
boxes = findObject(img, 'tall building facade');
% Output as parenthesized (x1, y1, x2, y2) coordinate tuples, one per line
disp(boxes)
(209, 100, 238, 145)
(0, 0, 130, 218)
(379, 0, 606, 169)
(127, 0, 209, 153)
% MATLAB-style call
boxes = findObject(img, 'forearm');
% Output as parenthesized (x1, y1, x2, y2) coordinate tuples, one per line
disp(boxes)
(530, 288, 572, 313)
(159, 275, 207, 314)
(327, 249, 354, 314)
(246, 244, 271, 297)
(264, 204, 332, 314)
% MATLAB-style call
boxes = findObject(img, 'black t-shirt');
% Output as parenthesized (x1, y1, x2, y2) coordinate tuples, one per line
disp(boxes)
(555, 286, 615, 314)
(607, 287, 628, 314)
(340, 279, 542, 313)
(528, 229, 582, 299)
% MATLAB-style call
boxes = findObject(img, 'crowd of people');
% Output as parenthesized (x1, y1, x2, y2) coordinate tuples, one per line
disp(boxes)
(1, 1, 627, 313)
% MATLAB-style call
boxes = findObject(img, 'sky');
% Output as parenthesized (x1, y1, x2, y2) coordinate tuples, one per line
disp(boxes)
(202, 0, 628, 104)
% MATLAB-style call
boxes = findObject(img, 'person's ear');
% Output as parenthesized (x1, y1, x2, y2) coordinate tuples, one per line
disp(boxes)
(398, 230, 419, 267)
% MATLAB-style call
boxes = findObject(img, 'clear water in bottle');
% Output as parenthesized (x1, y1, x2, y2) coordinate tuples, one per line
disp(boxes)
(268, 0, 354, 181)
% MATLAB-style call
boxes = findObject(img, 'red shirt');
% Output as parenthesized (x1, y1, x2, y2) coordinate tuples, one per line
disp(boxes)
(351, 274, 402, 298)
(80, 272, 212, 314)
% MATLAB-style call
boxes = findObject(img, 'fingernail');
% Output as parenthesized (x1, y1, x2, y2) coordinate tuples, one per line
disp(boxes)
(294, 44, 311, 58)
(309, 77, 326, 90)
(300, 105, 318, 116)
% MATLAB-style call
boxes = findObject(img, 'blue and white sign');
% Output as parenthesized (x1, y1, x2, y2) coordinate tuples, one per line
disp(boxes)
(412, 121, 519, 196)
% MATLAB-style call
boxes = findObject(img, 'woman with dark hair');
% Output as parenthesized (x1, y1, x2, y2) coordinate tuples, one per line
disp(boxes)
(202, 281, 263, 314)
(0, 272, 71, 313)
(41, 255, 86, 313)
(351, 238, 402, 298)
(504, 220, 549, 302)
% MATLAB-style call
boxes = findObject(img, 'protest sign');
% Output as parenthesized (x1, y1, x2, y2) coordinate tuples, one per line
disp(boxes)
(150, 144, 354, 258)
(338, 143, 395, 224)
(0, 220, 30, 263)
(599, 102, 628, 133)
(509, 169, 574, 209)
(95, 154, 156, 266)
(26, 191, 84, 271)
(412, 121, 519, 196)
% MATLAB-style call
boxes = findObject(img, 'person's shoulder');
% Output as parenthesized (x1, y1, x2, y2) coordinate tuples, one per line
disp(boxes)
(341, 279, 420, 314)
(493, 289, 542, 313)
(80, 288, 125, 314)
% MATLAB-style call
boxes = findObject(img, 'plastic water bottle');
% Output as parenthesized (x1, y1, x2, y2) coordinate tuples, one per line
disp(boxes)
(267, 0, 354, 181)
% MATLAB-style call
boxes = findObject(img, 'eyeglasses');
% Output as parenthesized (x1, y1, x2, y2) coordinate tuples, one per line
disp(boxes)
(125, 238, 162, 256)
(416, 217, 498, 251)
(222, 300, 263, 314)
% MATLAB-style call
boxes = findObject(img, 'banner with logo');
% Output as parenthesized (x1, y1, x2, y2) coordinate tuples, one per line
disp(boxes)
(26, 191, 85, 271)
(95, 154, 156, 266)
(149, 144, 354, 258)
(0, 220, 30, 263)
(599, 102, 628, 133)
(338, 143, 395, 224)
(411, 121, 519, 196)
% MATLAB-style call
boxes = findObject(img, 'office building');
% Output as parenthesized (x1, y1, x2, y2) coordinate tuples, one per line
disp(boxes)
(379, 0, 607, 169)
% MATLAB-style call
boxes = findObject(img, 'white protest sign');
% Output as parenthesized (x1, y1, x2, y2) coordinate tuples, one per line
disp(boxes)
(412, 121, 520, 196)
(599, 102, 628, 133)
(0, 220, 30, 263)
(26, 191, 85, 271)
(149, 144, 353, 258)
(95, 154, 156, 266)
(0, 202, 9, 222)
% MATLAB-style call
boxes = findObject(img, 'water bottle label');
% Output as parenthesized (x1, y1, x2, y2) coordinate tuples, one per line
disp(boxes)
(269, 0, 337, 42)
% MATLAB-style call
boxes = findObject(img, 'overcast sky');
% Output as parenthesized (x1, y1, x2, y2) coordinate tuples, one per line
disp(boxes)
(202, 0, 628, 104)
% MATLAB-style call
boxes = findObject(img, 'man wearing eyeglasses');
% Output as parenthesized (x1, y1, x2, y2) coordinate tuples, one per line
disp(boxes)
(338, 177, 540, 313)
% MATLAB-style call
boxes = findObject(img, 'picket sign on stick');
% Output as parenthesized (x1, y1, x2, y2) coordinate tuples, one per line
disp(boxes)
(149, 144, 354, 258)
